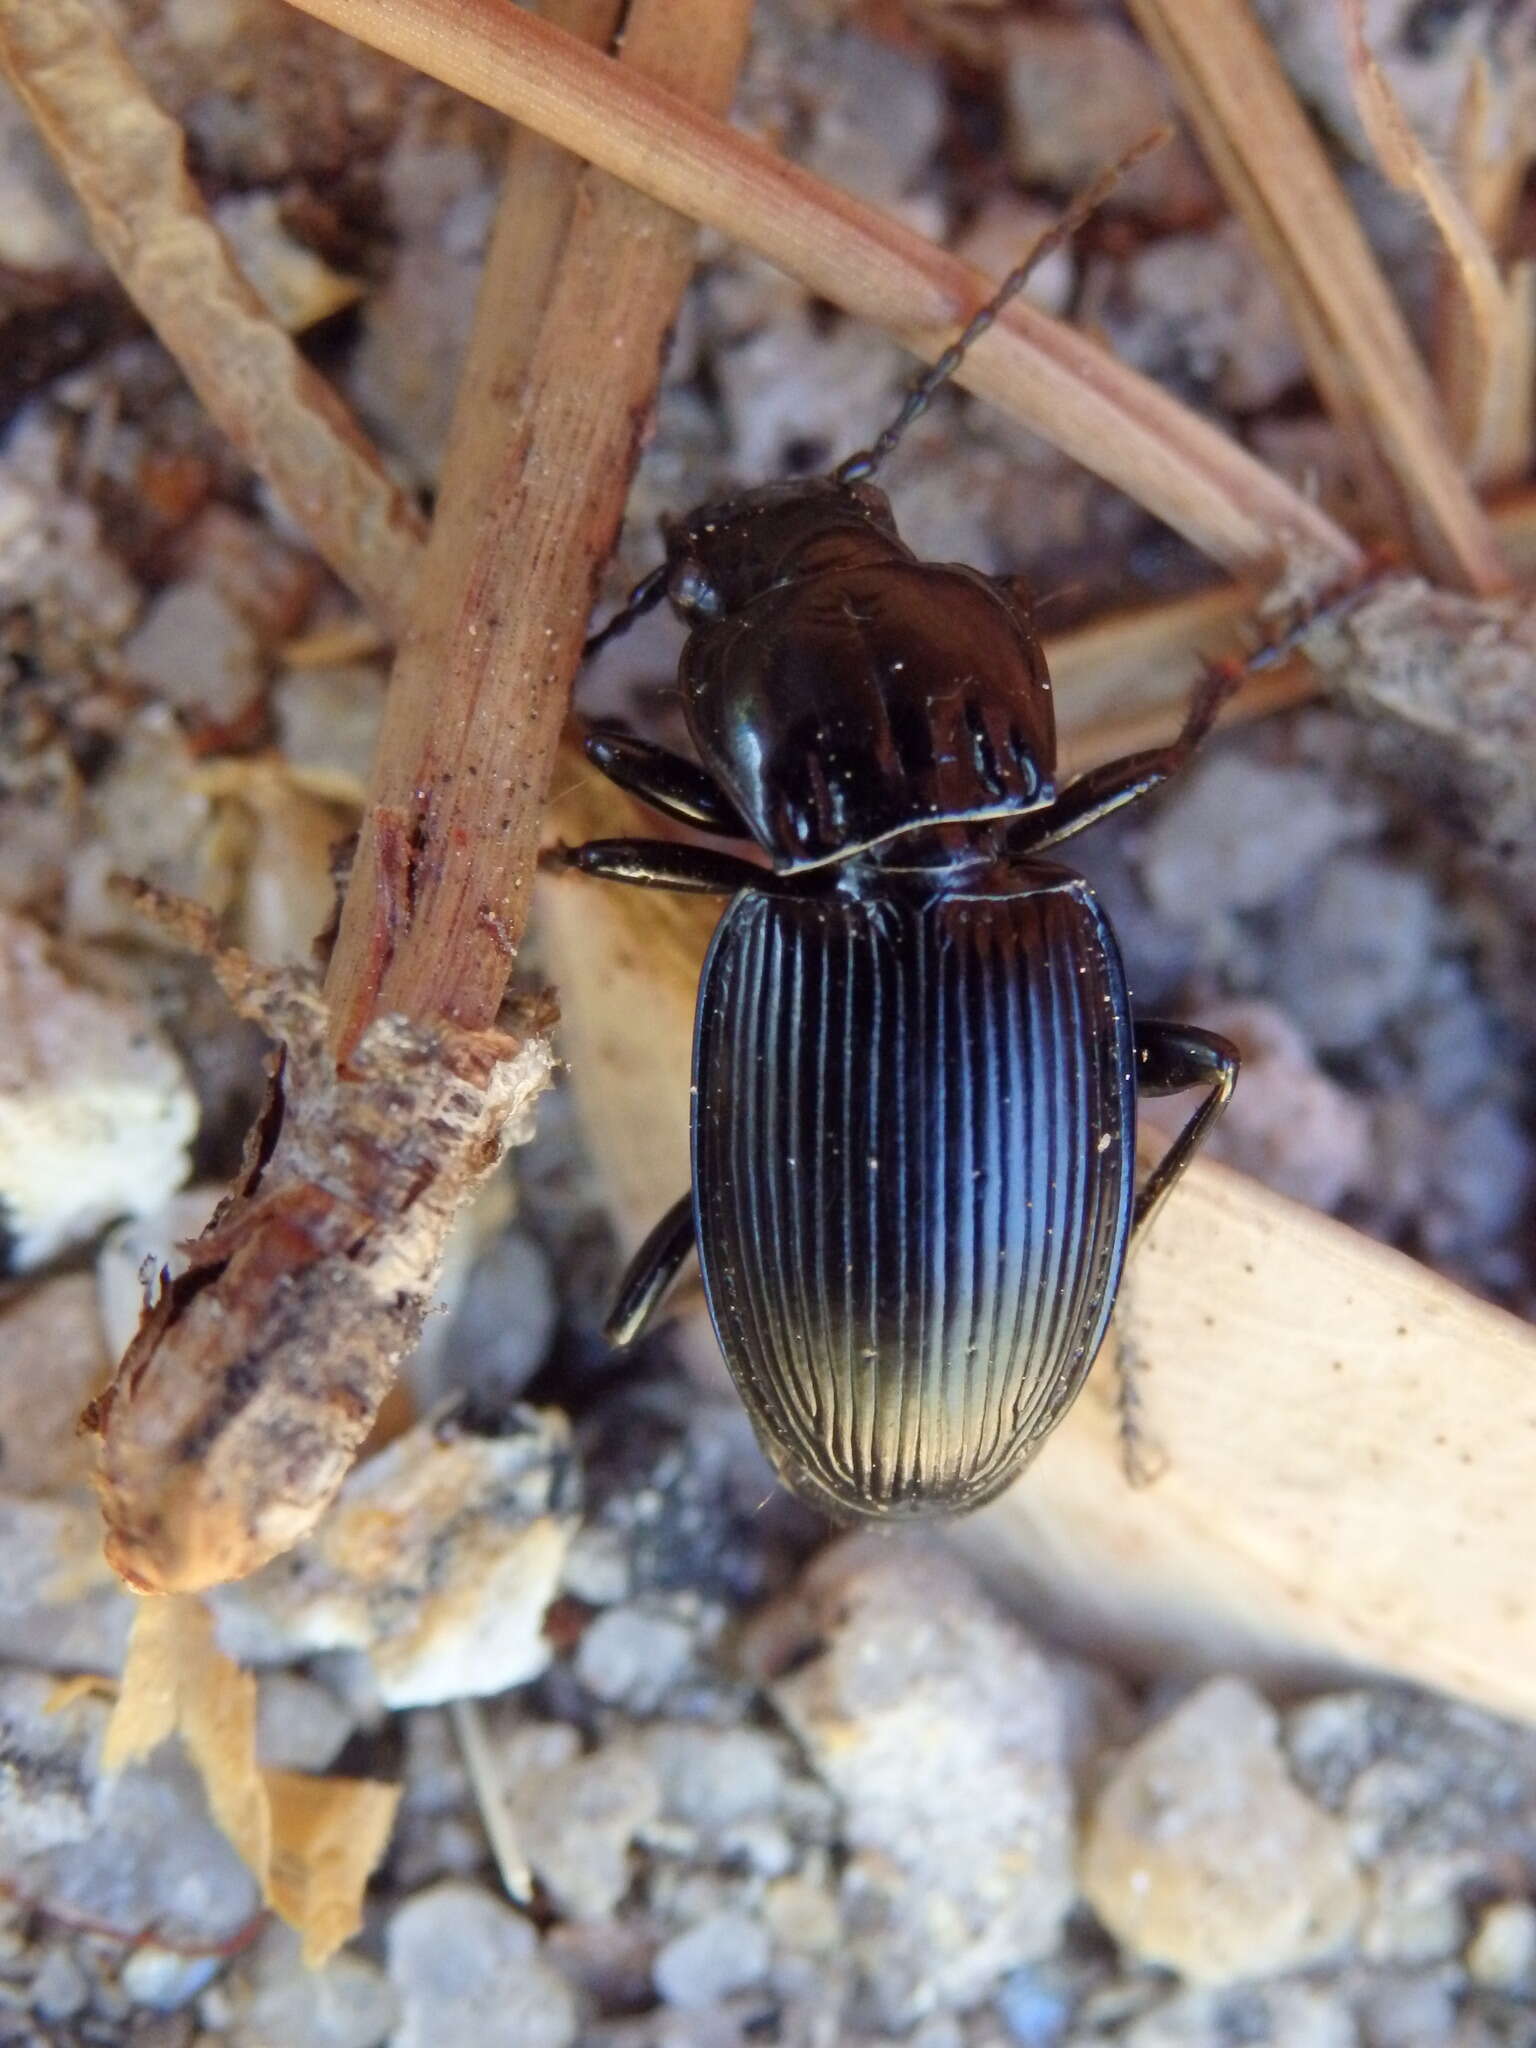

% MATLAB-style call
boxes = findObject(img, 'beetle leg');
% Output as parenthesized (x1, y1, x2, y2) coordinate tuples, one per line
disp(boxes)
(1131, 1020, 1240, 1238)
(606, 1192, 697, 1346)
(562, 838, 774, 894)
(585, 726, 751, 838)
(1011, 662, 1237, 854)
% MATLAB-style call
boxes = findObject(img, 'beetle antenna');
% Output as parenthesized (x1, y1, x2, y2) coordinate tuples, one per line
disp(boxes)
(834, 128, 1170, 486)
(583, 561, 670, 661)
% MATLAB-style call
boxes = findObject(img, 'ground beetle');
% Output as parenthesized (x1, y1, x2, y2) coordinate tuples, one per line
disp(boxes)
(565, 160, 1240, 1520)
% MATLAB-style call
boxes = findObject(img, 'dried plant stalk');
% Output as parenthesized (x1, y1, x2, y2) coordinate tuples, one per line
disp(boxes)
(1127, 0, 1508, 596)
(277, 0, 1358, 582)
(538, 798, 1536, 1722)
(88, 886, 555, 1593)
(1435, 61, 1536, 487)
(91, 0, 752, 1594)
(0, 0, 426, 638)
(326, 0, 752, 1045)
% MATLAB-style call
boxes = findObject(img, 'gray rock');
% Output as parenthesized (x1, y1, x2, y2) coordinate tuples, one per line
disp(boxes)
(575, 1604, 695, 1713)
(1137, 753, 1373, 922)
(120, 1945, 222, 2011)
(255, 1672, 356, 1774)
(387, 1881, 577, 2048)
(1467, 1899, 1536, 1992)
(0, 1670, 104, 1855)
(642, 1725, 786, 1834)
(121, 581, 262, 726)
(434, 1227, 558, 1409)
(653, 1912, 771, 2010)
(1285, 1689, 1536, 1970)
(758, 1534, 1074, 2024)
(509, 1738, 661, 1920)
(28, 1945, 88, 2023)
(1001, 17, 1211, 222)
(1274, 855, 1438, 1052)
(231, 1924, 398, 2048)
(1082, 1678, 1363, 1984)
(1191, 998, 1371, 1210)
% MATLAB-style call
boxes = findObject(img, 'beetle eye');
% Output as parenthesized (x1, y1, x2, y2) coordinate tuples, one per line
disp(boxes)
(667, 558, 723, 618)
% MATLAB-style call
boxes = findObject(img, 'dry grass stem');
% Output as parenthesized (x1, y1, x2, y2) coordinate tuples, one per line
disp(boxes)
(0, 0, 426, 638)
(277, 0, 1359, 583)
(325, 0, 752, 1047)
(1435, 61, 1536, 486)
(1128, 0, 1507, 596)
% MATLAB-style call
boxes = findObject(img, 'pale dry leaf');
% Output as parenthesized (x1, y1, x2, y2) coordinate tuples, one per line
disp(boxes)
(103, 1596, 399, 1965)
(264, 1769, 402, 1968)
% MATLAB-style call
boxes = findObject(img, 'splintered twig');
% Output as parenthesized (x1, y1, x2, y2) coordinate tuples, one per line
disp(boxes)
(275, 0, 1359, 583)
(1127, 0, 1508, 596)
(0, 0, 426, 637)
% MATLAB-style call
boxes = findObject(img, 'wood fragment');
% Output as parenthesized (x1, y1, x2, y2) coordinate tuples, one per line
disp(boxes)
(0, 0, 426, 638)
(276, 0, 1358, 582)
(1127, 0, 1507, 596)
(537, 809, 1536, 1722)
(86, 883, 556, 1593)
(104, 1595, 400, 1966)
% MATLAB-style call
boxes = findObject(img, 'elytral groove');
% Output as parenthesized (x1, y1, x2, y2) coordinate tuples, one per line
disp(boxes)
(694, 873, 1135, 1517)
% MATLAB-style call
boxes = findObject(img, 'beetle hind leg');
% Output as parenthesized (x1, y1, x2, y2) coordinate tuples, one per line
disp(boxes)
(606, 1192, 698, 1347)
(1131, 1020, 1240, 1238)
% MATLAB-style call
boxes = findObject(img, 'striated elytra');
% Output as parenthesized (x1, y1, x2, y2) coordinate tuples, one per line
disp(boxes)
(566, 184, 1239, 1519)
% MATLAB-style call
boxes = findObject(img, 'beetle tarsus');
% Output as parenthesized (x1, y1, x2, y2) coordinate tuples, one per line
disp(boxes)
(1131, 1020, 1240, 1239)
(606, 1192, 698, 1347)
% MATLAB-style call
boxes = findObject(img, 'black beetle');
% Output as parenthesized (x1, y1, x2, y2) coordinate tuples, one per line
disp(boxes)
(565, 166, 1240, 1520)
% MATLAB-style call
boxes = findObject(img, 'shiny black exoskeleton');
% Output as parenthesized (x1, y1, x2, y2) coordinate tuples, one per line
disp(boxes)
(567, 159, 1238, 1517)
(567, 474, 1238, 1519)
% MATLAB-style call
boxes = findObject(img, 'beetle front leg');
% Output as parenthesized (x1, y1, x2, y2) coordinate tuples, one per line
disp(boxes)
(1131, 1020, 1240, 1238)
(585, 726, 751, 839)
(606, 1192, 697, 1346)
(1012, 662, 1237, 854)
(563, 838, 773, 894)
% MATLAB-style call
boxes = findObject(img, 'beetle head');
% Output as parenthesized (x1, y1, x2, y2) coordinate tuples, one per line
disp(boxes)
(661, 477, 901, 621)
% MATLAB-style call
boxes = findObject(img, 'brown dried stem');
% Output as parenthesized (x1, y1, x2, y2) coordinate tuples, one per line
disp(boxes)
(1127, 0, 1508, 597)
(325, 0, 752, 1045)
(0, 0, 426, 638)
(1434, 60, 1536, 488)
(276, 0, 1358, 583)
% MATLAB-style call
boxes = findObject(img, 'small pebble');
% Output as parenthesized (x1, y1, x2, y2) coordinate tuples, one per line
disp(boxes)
(653, 1911, 771, 2010)
(121, 581, 262, 727)
(29, 1946, 88, 2023)
(1466, 1899, 1536, 1991)
(120, 1946, 222, 2011)
(1082, 1677, 1363, 1984)
(575, 1604, 694, 1712)
(387, 1881, 576, 2048)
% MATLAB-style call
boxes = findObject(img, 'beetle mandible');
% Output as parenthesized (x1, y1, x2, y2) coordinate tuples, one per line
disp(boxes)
(564, 153, 1240, 1520)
